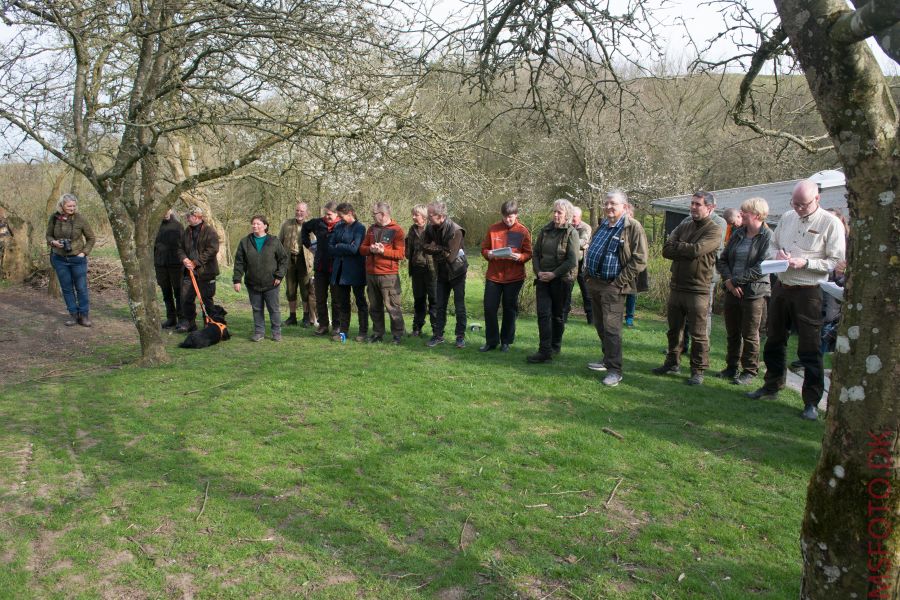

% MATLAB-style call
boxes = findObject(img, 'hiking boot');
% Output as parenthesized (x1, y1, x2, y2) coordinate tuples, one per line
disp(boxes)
(175, 321, 197, 333)
(716, 367, 737, 379)
(526, 352, 552, 364)
(251, 333, 265, 342)
(800, 406, 819, 421)
(733, 372, 755, 386)
(686, 371, 704, 386)
(602, 372, 623, 387)
(314, 325, 330, 336)
(77, 314, 92, 327)
(391, 335, 402, 345)
(746, 387, 779, 400)
(587, 361, 607, 372)
(161, 317, 177, 329)
(426, 336, 445, 347)
(500, 343, 510, 352)
(355, 334, 368, 343)
(285, 313, 298, 326)
(300, 312, 312, 327)
(272, 331, 282, 342)
(367, 335, 383, 343)
(455, 336, 466, 349)
(651, 364, 680, 376)
(478, 344, 497, 352)
(64, 313, 78, 326)
(789, 359, 804, 373)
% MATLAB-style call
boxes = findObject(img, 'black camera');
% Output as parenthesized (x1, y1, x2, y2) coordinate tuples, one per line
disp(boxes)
(59, 238, 72, 253)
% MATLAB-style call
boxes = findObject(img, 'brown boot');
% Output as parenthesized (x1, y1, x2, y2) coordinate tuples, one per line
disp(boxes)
(64, 313, 78, 326)
(77, 313, 92, 327)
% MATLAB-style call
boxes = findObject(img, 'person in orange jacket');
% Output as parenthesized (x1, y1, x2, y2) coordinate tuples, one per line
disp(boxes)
(360, 202, 406, 343)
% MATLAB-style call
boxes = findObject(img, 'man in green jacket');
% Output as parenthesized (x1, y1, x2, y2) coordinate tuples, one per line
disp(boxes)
(653, 191, 722, 385)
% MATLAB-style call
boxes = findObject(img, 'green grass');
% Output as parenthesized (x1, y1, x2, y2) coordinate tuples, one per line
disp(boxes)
(0, 269, 820, 599)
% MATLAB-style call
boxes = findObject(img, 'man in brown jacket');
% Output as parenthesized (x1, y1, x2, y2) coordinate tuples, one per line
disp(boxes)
(176, 206, 220, 333)
(278, 201, 317, 326)
(652, 191, 722, 385)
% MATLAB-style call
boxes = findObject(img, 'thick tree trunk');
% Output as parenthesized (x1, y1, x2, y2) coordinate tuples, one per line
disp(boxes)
(0, 205, 31, 283)
(774, 0, 900, 596)
(101, 188, 169, 366)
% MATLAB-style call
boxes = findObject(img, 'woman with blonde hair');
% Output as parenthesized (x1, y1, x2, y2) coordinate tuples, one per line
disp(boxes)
(527, 199, 580, 363)
(715, 197, 772, 385)
(46, 193, 96, 326)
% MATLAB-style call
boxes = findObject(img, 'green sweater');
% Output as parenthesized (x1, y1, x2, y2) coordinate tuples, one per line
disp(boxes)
(532, 223, 579, 282)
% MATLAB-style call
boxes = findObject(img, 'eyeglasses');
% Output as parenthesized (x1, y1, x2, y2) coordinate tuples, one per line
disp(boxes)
(791, 199, 816, 209)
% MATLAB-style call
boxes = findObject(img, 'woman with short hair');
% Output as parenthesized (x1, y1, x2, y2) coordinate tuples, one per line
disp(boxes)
(232, 215, 289, 341)
(302, 201, 340, 335)
(328, 202, 369, 342)
(527, 199, 579, 363)
(480, 200, 532, 352)
(715, 197, 772, 385)
(46, 193, 96, 326)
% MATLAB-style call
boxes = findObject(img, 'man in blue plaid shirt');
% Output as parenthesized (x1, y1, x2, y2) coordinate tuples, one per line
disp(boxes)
(583, 190, 649, 386)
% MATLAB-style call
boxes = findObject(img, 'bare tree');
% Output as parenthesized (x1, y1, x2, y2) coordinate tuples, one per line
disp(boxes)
(0, 0, 422, 364)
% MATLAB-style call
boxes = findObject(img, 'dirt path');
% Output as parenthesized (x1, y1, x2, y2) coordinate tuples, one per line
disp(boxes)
(0, 283, 137, 385)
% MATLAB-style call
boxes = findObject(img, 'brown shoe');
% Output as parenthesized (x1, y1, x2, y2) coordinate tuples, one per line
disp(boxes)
(77, 314, 92, 327)
(64, 314, 78, 326)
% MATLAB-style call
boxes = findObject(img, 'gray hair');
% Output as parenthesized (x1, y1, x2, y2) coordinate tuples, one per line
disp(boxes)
(427, 201, 448, 217)
(606, 190, 627, 206)
(56, 193, 78, 213)
(412, 204, 427, 217)
(373, 201, 391, 217)
(552, 199, 575, 225)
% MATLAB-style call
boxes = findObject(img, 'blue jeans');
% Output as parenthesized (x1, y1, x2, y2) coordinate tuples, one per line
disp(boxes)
(50, 253, 89, 315)
(625, 293, 637, 320)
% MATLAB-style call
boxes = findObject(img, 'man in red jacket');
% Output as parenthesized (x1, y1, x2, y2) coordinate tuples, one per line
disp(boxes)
(360, 202, 406, 343)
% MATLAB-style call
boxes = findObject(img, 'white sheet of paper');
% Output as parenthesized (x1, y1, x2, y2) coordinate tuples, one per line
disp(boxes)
(492, 246, 513, 257)
(761, 260, 789, 274)
(820, 281, 845, 301)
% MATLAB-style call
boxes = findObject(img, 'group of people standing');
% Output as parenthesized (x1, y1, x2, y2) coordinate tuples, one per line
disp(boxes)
(50, 176, 846, 421)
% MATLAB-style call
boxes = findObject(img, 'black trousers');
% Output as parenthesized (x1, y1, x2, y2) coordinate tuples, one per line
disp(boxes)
(409, 265, 436, 332)
(180, 276, 215, 324)
(563, 263, 592, 323)
(535, 278, 573, 354)
(332, 283, 368, 336)
(156, 265, 183, 320)
(434, 274, 466, 338)
(483, 279, 524, 346)
(313, 272, 338, 329)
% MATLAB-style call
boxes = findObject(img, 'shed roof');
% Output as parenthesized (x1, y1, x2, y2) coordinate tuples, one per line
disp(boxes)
(650, 177, 848, 225)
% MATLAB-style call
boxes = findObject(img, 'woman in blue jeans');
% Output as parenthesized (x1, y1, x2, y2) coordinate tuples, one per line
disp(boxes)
(46, 193, 96, 326)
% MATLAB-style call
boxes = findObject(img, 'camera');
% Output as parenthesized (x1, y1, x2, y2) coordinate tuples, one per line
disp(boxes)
(59, 238, 72, 253)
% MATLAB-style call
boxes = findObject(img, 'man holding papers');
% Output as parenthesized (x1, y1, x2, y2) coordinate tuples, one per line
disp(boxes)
(746, 179, 846, 420)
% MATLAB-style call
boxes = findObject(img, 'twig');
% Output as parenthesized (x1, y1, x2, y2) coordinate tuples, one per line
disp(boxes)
(605, 478, 624, 508)
(196, 481, 210, 522)
(184, 381, 229, 395)
(390, 573, 418, 579)
(629, 572, 652, 584)
(237, 537, 275, 543)
(126, 535, 152, 558)
(0, 511, 37, 525)
(712, 443, 740, 453)
(525, 503, 549, 508)
(538, 585, 563, 600)
(556, 506, 591, 519)
(602, 427, 624, 440)
(406, 578, 432, 591)
(539, 489, 587, 496)
(458, 514, 471, 549)
(561, 588, 584, 600)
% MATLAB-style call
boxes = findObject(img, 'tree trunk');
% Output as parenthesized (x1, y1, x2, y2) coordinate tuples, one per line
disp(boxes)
(0, 205, 31, 283)
(44, 170, 71, 299)
(774, 0, 900, 596)
(101, 186, 170, 366)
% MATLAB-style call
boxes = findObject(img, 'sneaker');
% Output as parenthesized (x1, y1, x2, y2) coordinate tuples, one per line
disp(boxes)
(624, 317, 634, 328)
(410, 329, 422, 337)
(251, 333, 264, 342)
(686, 371, 704, 385)
(478, 344, 497, 352)
(800, 406, 818, 420)
(602, 372, 622, 387)
(426, 336, 445, 347)
(651, 364, 680, 376)
(331, 332, 343, 342)
(455, 336, 466, 349)
(746, 387, 779, 400)
(271, 332, 282, 342)
(367, 335, 384, 343)
(587, 362, 607, 372)
(391, 335, 402, 345)
(526, 352, 552, 364)
(733, 372, 755, 386)
(716, 367, 737, 379)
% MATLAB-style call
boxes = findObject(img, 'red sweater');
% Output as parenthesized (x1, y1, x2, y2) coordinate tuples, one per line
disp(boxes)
(360, 221, 406, 275)
(481, 221, 533, 283)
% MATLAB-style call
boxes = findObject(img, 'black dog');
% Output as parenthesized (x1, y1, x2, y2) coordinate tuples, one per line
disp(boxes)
(178, 305, 231, 349)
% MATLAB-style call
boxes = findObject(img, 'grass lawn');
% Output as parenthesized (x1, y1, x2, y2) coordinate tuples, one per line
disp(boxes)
(0, 270, 821, 599)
